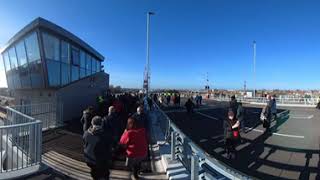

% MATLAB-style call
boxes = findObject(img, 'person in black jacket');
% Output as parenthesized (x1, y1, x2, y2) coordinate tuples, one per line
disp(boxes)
(83, 116, 112, 180)
(263, 104, 272, 134)
(185, 98, 195, 114)
(80, 106, 94, 133)
(224, 109, 240, 159)
(229, 95, 238, 115)
(103, 106, 121, 144)
(132, 105, 148, 129)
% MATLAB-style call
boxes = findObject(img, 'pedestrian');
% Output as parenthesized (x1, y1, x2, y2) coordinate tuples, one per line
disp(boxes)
(132, 105, 148, 130)
(237, 102, 245, 132)
(103, 106, 121, 144)
(83, 116, 112, 180)
(166, 94, 171, 105)
(80, 106, 94, 133)
(260, 103, 272, 134)
(224, 110, 240, 159)
(185, 98, 195, 114)
(229, 95, 238, 115)
(270, 95, 277, 119)
(119, 117, 148, 179)
(147, 96, 153, 111)
(199, 95, 202, 105)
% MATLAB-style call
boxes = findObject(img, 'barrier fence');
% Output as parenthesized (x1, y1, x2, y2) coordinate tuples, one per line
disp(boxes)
(211, 96, 318, 106)
(152, 100, 252, 180)
(10, 103, 63, 130)
(0, 106, 42, 174)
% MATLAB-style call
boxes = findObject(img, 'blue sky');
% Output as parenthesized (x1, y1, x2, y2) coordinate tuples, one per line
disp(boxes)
(1, 0, 320, 90)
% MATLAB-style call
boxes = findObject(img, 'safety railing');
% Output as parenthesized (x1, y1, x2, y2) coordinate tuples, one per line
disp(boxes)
(211, 96, 318, 106)
(11, 103, 63, 130)
(0, 106, 42, 174)
(152, 100, 252, 180)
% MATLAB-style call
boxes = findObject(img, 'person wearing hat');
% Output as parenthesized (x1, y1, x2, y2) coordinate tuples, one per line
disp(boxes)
(83, 116, 112, 180)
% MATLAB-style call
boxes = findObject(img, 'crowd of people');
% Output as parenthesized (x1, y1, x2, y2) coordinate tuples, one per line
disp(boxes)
(80, 92, 149, 180)
(224, 94, 277, 160)
(154, 92, 181, 107)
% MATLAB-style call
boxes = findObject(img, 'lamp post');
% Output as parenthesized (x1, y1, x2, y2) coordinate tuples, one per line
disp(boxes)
(253, 40, 256, 97)
(145, 12, 155, 96)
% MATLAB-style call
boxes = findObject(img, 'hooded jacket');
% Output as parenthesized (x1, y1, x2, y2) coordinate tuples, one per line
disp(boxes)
(83, 126, 112, 166)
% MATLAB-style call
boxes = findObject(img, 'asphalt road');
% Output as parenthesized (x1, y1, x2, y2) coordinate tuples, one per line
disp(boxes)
(163, 100, 320, 180)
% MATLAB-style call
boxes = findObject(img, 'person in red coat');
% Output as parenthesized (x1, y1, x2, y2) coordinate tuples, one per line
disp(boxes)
(119, 117, 148, 179)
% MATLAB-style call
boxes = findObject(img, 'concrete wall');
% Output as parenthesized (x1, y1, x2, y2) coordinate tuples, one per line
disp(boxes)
(56, 72, 109, 122)
(11, 89, 57, 105)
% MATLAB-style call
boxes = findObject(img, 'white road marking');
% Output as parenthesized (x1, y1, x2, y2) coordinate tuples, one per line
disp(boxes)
(196, 111, 219, 120)
(291, 115, 314, 119)
(246, 128, 304, 139)
(200, 139, 208, 143)
(197, 112, 305, 139)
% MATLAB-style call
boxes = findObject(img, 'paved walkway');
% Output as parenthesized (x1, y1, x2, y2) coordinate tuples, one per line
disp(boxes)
(24, 123, 167, 180)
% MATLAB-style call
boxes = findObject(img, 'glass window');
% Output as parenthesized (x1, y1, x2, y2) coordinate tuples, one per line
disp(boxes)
(43, 33, 60, 61)
(25, 32, 40, 62)
(86, 54, 92, 70)
(71, 66, 79, 82)
(96, 61, 101, 72)
(3, 52, 11, 71)
(29, 61, 44, 88)
(13, 73, 21, 89)
(16, 40, 28, 67)
(8, 47, 18, 69)
(19, 66, 31, 88)
(47, 60, 61, 86)
(92, 59, 97, 72)
(71, 46, 80, 65)
(61, 41, 70, 63)
(80, 68, 86, 78)
(61, 63, 70, 85)
(6, 74, 13, 89)
(80, 50, 86, 68)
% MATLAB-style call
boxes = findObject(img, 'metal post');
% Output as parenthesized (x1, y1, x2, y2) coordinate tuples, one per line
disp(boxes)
(191, 153, 199, 180)
(171, 131, 176, 160)
(145, 12, 154, 96)
(253, 41, 256, 97)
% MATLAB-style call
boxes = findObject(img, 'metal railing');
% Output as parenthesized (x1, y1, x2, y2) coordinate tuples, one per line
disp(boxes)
(11, 103, 63, 130)
(0, 106, 42, 174)
(211, 96, 318, 106)
(152, 101, 252, 180)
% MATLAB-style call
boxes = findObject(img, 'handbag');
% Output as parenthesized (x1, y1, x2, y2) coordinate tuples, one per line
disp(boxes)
(233, 130, 239, 138)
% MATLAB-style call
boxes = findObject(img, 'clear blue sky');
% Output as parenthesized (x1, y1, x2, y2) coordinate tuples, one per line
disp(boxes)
(1, 0, 320, 90)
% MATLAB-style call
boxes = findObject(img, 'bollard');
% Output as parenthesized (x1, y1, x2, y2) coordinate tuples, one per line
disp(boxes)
(191, 153, 199, 180)
(171, 131, 176, 160)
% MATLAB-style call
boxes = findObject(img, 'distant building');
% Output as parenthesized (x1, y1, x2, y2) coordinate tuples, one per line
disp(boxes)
(0, 17, 109, 123)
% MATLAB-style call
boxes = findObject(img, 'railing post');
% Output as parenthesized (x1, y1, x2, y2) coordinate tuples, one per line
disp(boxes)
(191, 153, 199, 180)
(171, 131, 176, 160)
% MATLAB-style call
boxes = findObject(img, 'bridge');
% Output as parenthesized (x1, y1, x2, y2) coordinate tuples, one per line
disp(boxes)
(0, 96, 319, 179)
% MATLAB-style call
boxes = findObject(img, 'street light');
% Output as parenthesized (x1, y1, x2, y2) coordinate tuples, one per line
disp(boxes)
(253, 40, 256, 97)
(144, 12, 155, 96)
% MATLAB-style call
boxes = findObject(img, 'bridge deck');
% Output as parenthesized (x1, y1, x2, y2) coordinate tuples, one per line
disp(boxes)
(25, 124, 167, 180)
(163, 99, 320, 180)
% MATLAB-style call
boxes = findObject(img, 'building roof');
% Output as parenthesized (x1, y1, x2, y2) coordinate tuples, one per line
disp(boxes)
(0, 17, 104, 61)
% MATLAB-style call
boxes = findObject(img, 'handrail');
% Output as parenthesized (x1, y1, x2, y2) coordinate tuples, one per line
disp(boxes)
(0, 105, 42, 177)
(5, 106, 36, 122)
(153, 100, 253, 179)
